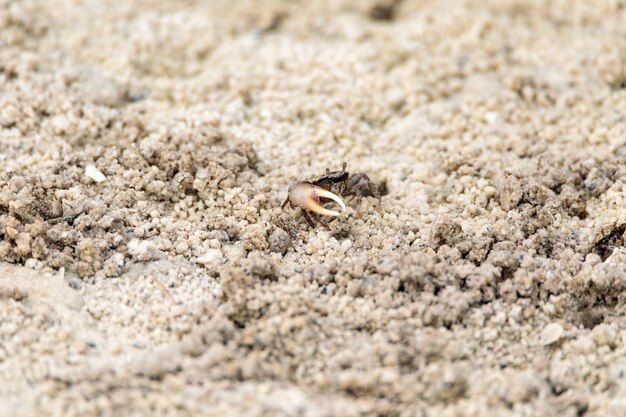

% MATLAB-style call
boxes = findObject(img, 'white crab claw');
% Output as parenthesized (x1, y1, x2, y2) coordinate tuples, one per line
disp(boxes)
(288, 182, 346, 217)
(311, 187, 346, 215)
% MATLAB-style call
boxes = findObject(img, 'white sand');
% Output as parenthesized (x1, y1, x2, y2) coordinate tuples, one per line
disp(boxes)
(1, 0, 626, 416)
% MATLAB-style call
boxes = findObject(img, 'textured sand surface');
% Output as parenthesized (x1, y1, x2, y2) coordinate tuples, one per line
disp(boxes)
(1, 0, 626, 416)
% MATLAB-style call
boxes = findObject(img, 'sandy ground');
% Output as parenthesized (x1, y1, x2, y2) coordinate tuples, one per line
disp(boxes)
(1, 0, 626, 415)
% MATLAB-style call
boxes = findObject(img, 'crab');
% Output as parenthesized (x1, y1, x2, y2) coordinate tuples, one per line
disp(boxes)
(282, 162, 383, 227)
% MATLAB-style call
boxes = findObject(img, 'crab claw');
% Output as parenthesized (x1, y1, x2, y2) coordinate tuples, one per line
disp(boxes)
(288, 181, 346, 216)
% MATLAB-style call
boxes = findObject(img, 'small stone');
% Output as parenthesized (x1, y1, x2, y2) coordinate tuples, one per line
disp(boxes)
(103, 253, 125, 277)
(195, 249, 223, 266)
(75, 67, 127, 107)
(591, 323, 617, 347)
(540, 323, 564, 346)
(110, 341, 123, 355)
(485, 111, 499, 124)
(368, 0, 398, 21)
(499, 175, 523, 210)
(127, 239, 163, 262)
(575, 336, 595, 354)
(15, 232, 32, 256)
(340, 239, 352, 253)
(268, 228, 291, 254)
(85, 164, 107, 183)
(6, 227, 18, 240)
(51, 114, 70, 133)
(484, 185, 497, 198)
(56, 329, 71, 342)
(175, 241, 189, 254)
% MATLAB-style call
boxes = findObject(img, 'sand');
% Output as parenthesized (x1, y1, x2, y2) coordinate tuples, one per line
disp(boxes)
(1, 0, 626, 415)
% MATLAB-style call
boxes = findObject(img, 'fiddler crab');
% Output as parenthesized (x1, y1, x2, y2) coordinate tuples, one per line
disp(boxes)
(282, 162, 382, 227)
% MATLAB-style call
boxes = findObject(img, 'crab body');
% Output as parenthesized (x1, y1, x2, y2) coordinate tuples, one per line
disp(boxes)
(345, 172, 381, 199)
(312, 162, 350, 195)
